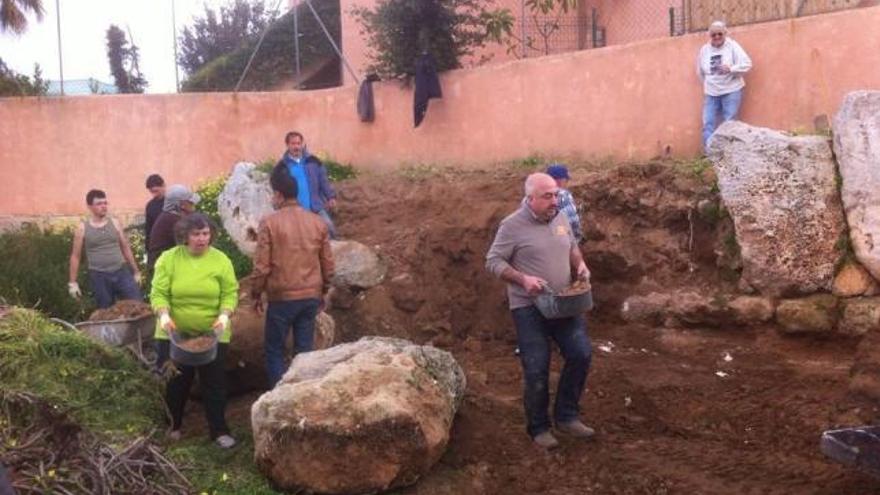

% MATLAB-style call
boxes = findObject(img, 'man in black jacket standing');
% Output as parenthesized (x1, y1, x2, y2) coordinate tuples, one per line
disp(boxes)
(144, 174, 165, 251)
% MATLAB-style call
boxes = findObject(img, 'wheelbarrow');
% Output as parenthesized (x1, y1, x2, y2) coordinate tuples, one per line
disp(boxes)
(821, 425, 880, 478)
(51, 313, 157, 367)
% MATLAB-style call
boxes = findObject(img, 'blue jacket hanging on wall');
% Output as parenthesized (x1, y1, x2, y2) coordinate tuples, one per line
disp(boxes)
(414, 53, 442, 127)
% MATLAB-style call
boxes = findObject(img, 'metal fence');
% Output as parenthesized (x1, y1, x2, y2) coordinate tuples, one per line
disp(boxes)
(514, 0, 870, 58)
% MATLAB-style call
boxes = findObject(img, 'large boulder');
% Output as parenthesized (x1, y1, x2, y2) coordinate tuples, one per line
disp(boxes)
(775, 294, 839, 334)
(839, 297, 880, 337)
(251, 337, 466, 494)
(707, 121, 846, 296)
(218, 162, 273, 257)
(728, 296, 775, 325)
(331, 240, 386, 289)
(621, 291, 774, 328)
(666, 291, 734, 327)
(834, 91, 880, 280)
(832, 260, 880, 298)
(620, 292, 671, 324)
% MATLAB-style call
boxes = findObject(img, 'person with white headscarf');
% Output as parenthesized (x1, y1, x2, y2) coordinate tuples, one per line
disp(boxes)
(697, 20, 752, 150)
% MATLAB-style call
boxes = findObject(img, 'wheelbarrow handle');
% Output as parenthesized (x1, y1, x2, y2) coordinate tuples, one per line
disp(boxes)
(49, 318, 78, 332)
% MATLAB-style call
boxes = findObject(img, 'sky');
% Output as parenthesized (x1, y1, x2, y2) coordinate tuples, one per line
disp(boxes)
(0, 0, 272, 94)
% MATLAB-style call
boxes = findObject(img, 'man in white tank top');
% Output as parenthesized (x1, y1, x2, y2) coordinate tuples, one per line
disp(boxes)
(68, 189, 143, 309)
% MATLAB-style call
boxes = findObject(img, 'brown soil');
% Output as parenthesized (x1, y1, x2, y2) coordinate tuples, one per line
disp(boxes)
(560, 279, 591, 296)
(194, 162, 880, 493)
(88, 300, 153, 321)
(175, 335, 216, 353)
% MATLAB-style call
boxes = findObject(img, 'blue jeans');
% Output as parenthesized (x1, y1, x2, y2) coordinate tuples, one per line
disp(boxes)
(511, 305, 592, 438)
(702, 89, 743, 149)
(317, 209, 337, 239)
(264, 299, 320, 388)
(88, 266, 142, 309)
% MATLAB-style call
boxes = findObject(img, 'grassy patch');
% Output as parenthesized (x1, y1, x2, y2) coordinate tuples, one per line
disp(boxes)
(0, 308, 163, 435)
(397, 163, 442, 181)
(678, 157, 713, 179)
(834, 229, 856, 273)
(512, 153, 545, 170)
(166, 428, 278, 495)
(324, 157, 358, 182)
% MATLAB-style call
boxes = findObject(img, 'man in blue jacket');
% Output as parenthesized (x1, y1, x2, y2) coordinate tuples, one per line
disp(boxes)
(277, 131, 338, 238)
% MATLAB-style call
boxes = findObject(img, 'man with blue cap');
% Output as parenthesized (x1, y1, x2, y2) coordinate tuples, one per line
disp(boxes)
(546, 164, 583, 243)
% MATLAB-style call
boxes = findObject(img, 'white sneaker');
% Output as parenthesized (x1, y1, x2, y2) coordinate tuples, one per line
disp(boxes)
(215, 434, 236, 449)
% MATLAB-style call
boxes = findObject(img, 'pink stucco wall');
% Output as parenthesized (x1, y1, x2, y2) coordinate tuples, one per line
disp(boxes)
(2, 6, 880, 218)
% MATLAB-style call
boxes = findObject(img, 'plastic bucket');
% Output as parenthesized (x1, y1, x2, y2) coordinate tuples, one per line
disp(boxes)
(535, 288, 594, 319)
(169, 331, 218, 367)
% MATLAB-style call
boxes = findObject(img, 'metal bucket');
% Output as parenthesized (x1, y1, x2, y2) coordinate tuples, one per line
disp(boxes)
(169, 331, 218, 367)
(534, 287, 594, 319)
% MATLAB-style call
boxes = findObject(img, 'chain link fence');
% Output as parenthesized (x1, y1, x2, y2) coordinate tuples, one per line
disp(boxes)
(513, 0, 870, 58)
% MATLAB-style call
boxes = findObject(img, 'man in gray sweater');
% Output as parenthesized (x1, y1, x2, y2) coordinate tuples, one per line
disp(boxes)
(486, 173, 593, 449)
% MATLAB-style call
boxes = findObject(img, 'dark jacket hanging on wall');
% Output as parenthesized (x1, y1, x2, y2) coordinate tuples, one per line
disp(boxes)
(357, 74, 380, 122)
(414, 53, 442, 127)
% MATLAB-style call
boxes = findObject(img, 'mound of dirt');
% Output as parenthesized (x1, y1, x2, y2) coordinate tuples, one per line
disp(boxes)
(88, 300, 153, 321)
(174, 335, 216, 353)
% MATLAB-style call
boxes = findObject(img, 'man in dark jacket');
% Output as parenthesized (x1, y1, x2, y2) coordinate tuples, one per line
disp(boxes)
(277, 131, 338, 238)
(147, 184, 199, 270)
(144, 174, 165, 249)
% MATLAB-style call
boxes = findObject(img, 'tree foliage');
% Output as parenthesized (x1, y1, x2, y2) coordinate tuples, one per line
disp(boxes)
(353, 0, 580, 78)
(0, 0, 44, 34)
(352, 0, 507, 79)
(488, 0, 580, 57)
(105, 24, 147, 94)
(0, 57, 47, 96)
(181, 0, 340, 92)
(177, 0, 272, 76)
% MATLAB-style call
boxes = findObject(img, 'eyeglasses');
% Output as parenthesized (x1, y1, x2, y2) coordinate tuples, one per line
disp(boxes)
(710, 32, 724, 37)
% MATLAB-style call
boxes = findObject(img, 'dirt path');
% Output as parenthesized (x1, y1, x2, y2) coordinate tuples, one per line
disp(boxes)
(405, 317, 875, 495)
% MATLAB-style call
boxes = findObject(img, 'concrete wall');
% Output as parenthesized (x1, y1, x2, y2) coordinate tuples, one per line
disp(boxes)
(2, 6, 880, 218)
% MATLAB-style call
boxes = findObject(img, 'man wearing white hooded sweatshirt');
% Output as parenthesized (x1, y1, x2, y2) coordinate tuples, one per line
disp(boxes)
(697, 20, 752, 150)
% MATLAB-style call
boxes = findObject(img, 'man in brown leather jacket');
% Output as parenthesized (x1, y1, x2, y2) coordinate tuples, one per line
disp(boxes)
(251, 166, 335, 388)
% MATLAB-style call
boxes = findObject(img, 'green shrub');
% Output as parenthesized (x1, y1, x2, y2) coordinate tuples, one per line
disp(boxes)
(352, 0, 501, 79)
(0, 308, 163, 434)
(195, 176, 254, 278)
(0, 225, 95, 321)
(323, 157, 357, 182)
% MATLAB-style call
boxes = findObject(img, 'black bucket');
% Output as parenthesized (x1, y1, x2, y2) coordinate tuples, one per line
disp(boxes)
(169, 331, 218, 367)
(534, 287, 594, 319)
